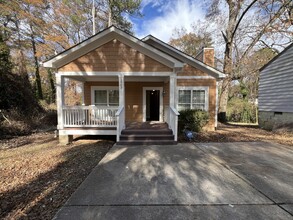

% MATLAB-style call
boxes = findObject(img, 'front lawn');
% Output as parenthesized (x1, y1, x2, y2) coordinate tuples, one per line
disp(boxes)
(1, 123, 292, 219)
(0, 132, 114, 220)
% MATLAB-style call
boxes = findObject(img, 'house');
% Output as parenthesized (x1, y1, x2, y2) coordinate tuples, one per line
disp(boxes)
(43, 26, 225, 144)
(258, 43, 293, 130)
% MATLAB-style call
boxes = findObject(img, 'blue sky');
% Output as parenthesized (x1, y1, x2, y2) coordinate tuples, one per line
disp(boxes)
(129, 0, 207, 42)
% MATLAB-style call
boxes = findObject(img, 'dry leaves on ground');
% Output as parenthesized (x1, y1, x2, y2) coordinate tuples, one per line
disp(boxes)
(180, 123, 293, 147)
(1, 124, 292, 220)
(0, 132, 114, 220)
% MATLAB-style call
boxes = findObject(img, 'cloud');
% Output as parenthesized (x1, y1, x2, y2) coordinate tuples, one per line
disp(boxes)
(134, 0, 206, 42)
(140, 0, 164, 9)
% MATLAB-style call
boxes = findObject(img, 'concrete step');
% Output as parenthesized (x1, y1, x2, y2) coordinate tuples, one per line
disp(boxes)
(121, 129, 173, 135)
(116, 140, 177, 145)
(120, 134, 174, 141)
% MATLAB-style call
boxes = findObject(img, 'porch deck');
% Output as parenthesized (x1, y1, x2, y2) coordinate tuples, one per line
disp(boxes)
(59, 104, 178, 144)
(125, 122, 169, 130)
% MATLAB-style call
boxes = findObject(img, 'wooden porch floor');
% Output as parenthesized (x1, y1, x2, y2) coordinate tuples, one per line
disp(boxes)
(125, 122, 169, 130)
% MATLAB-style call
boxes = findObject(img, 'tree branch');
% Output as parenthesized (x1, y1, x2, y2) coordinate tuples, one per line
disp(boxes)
(231, 0, 258, 40)
(237, 1, 290, 65)
(221, 31, 228, 43)
(259, 40, 280, 54)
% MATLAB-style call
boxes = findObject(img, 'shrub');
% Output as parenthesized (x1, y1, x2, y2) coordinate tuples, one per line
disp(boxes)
(0, 108, 57, 138)
(227, 98, 257, 123)
(178, 109, 209, 133)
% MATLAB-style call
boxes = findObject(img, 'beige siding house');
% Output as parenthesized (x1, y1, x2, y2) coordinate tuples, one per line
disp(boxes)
(43, 26, 225, 144)
(259, 43, 293, 130)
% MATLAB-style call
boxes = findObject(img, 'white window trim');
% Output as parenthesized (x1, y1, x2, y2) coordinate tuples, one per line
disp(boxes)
(177, 86, 209, 111)
(91, 86, 119, 106)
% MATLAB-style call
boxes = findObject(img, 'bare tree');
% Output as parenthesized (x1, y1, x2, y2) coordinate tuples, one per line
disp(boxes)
(206, 0, 292, 122)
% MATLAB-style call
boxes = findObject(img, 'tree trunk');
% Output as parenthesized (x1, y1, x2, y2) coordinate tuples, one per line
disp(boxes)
(218, 0, 240, 122)
(47, 69, 56, 103)
(218, 39, 233, 122)
(30, 28, 43, 100)
(218, 77, 231, 122)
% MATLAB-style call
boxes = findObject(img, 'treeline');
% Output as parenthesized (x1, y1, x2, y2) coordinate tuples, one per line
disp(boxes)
(0, 0, 142, 136)
(169, 0, 292, 123)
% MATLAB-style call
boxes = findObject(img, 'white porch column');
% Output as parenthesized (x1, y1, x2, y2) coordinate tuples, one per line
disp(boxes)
(118, 74, 125, 130)
(169, 74, 176, 108)
(169, 71, 179, 141)
(118, 74, 125, 107)
(81, 82, 85, 105)
(215, 81, 219, 129)
(56, 74, 65, 129)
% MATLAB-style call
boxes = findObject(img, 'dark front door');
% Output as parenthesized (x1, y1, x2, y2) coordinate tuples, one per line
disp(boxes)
(146, 90, 160, 121)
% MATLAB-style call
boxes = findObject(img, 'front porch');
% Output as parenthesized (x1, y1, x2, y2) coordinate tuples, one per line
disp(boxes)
(56, 73, 179, 144)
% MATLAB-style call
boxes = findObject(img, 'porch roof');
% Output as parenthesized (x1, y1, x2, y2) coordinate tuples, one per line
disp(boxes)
(42, 26, 184, 70)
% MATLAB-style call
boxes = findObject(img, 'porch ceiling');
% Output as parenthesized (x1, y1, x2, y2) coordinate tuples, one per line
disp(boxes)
(66, 75, 169, 82)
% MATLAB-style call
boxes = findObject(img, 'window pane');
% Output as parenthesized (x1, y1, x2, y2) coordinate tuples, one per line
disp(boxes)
(95, 90, 107, 105)
(178, 90, 191, 103)
(192, 90, 205, 104)
(192, 104, 205, 110)
(109, 90, 119, 105)
(178, 104, 191, 111)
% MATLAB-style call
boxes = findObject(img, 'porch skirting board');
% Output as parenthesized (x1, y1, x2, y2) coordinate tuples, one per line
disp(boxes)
(59, 128, 116, 135)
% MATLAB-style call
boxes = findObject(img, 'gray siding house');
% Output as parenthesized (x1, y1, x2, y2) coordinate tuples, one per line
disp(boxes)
(258, 43, 293, 129)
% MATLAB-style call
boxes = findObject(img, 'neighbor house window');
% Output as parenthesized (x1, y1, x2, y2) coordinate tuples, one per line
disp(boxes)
(178, 87, 208, 111)
(92, 87, 119, 106)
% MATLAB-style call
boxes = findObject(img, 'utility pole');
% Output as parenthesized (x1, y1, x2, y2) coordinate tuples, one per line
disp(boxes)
(108, 0, 112, 27)
(92, 0, 95, 35)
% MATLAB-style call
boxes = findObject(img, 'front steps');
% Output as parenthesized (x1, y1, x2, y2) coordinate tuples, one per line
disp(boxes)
(117, 126, 176, 145)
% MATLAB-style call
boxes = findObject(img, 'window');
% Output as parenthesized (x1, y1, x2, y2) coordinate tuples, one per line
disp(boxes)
(178, 87, 208, 111)
(92, 87, 119, 106)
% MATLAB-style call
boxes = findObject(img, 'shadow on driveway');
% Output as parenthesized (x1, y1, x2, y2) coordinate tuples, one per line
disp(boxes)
(54, 142, 293, 220)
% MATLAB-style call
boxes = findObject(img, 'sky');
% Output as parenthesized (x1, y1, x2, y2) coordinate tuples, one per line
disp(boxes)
(128, 0, 291, 56)
(130, 0, 208, 43)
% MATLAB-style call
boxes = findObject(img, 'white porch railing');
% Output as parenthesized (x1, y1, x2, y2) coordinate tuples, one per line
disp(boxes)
(169, 106, 180, 141)
(63, 106, 118, 127)
(164, 105, 169, 124)
(115, 106, 125, 141)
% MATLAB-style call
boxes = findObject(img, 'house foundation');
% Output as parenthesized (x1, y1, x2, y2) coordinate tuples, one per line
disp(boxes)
(59, 135, 73, 145)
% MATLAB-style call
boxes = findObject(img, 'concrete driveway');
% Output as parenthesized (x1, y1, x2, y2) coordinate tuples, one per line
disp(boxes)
(54, 142, 293, 220)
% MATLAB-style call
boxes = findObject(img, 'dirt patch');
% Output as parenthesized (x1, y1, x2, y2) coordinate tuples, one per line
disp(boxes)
(179, 123, 293, 146)
(0, 132, 114, 220)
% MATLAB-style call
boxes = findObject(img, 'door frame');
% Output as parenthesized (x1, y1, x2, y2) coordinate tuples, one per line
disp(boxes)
(143, 87, 163, 122)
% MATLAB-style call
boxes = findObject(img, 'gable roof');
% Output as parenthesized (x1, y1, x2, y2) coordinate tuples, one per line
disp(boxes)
(142, 35, 225, 79)
(43, 26, 183, 69)
(43, 25, 225, 80)
(260, 43, 293, 71)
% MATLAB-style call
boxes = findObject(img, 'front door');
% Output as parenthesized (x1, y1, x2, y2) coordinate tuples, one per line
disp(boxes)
(146, 90, 160, 121)
(143, 87, 163, 122)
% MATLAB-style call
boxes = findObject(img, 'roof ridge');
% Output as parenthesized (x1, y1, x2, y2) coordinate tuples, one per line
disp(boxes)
(142, 35, 224, 74)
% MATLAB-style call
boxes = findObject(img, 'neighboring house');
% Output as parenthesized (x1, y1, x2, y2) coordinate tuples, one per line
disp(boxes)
(43, 26, 225, 144)
(258, 43, 293, 130)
